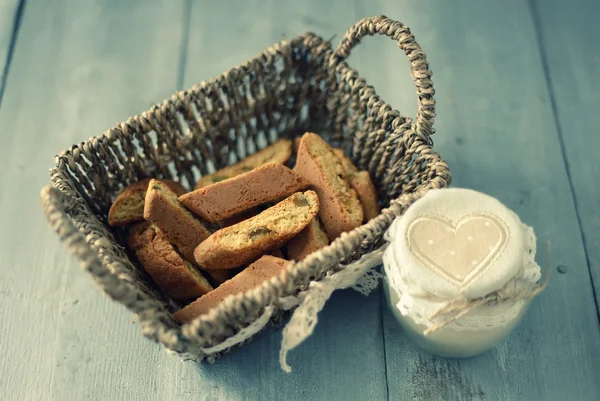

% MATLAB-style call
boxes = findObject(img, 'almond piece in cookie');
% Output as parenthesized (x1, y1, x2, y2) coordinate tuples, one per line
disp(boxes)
(286, 217, 329, 261)
(173, 255, 290, 323)
(194, 191, 319, 270)
(143, 179, 212, 262)
(181, 162, 310, 222)
(108, 178, 185, 227)
(294, 133, 363, 240)
(194, 138, 292, 189)
(128, 224, 213, 300)
(349, 171, 380, 222)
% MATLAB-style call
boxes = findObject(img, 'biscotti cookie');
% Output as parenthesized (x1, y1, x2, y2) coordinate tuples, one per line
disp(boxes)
(173, 255, 290, 323)
(218, 207, 262, 228)
(143, 179, 212, 262)
(126, 221, 154, 250)
(293, 137, 302, 153)
(203, 268, 233, 285)
(331, 149, 380, 223)
(181, 162, 310, 222)
(286, 217, 329, 261)
(128, 224, 213, 300)
(194, 139, 293, 189)
(333, 148, 358, 175)
(294, 133, 363, 240)
(194, 191, 319, 269)
(108, 178, 185, 227)
(349, 171, 380, 222)
(270, 249, 286, 259)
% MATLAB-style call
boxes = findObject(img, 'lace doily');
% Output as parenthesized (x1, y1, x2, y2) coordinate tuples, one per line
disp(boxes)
(383, 223, 542, 331)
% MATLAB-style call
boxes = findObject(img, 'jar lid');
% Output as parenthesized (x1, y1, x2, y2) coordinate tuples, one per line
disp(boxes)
(388, 188, 525, 299)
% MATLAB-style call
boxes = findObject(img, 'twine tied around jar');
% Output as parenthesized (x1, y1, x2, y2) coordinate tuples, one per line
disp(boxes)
(423, 242, 552, 336)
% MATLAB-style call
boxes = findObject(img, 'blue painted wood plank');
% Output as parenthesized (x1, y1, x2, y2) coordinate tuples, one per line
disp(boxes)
(0, 1, 188, 400)
(2, 0, 598, 400)
(0, 0, 22, 102)
(167, 290, 386, 401)
(531, 0, 600, 314)
(349, 0, 600, 399)
(174, 1, 388, 400)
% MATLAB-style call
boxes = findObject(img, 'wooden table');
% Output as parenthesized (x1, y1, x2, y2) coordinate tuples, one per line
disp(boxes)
(1, 1, 599, 400)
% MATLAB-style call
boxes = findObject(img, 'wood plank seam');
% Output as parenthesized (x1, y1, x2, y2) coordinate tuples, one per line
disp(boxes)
(527, 0, 600, 324)
(0, 0, 26, 106)
(46, 256, 73, 396)
(379, 286, 391, 401)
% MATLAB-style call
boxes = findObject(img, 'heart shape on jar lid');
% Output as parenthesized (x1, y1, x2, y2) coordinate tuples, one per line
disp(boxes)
(406, 213, 509, 287)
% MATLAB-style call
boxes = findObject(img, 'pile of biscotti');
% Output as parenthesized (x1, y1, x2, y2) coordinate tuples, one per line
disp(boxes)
(107, 132, 380, 324)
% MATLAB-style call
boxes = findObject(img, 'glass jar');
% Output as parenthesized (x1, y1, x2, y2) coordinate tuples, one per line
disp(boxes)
(383, 188, 542, 358)
(383, 275, 532, 358)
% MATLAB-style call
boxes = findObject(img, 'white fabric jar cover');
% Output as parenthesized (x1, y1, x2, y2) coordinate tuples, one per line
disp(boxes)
(383, 188, 543, 333)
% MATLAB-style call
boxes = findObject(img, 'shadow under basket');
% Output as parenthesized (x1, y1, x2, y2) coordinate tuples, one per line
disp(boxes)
(41, 15, 451, 363)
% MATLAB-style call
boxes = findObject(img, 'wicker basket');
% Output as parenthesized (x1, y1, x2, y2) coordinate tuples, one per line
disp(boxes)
(41, 15, 451, 362)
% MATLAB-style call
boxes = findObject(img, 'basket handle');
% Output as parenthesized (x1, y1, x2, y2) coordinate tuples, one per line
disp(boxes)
(333, 15, 436, 144)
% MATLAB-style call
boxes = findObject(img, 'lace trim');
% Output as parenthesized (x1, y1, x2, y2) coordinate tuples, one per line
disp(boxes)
(199, 305, 275, 355)
(279, 247, 386, 372)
